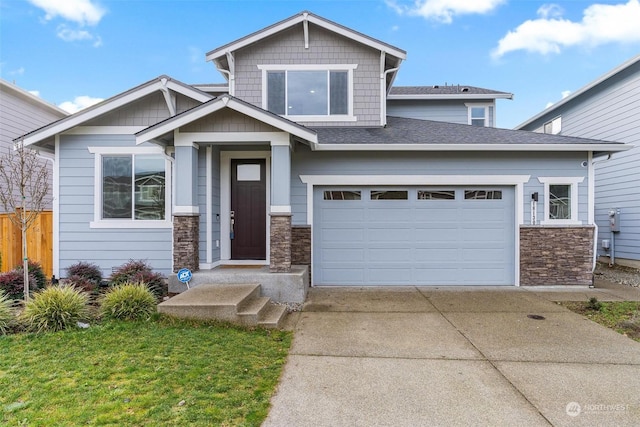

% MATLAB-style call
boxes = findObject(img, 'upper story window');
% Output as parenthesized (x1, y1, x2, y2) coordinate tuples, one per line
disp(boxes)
(543, 116, 562, 134)
(468, 106, 488, 126)
(259, 64, 357, 122)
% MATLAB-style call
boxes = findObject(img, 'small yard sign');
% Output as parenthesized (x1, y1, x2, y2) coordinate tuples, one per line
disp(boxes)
(177, 268, 192, 289)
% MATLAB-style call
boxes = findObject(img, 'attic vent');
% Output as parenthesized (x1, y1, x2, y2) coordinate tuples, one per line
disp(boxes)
(461, 87, 470, 92)
(433, 85, 439, 89)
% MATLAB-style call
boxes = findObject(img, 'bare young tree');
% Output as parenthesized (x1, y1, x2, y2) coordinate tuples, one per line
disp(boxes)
(0, 140, 50, 300)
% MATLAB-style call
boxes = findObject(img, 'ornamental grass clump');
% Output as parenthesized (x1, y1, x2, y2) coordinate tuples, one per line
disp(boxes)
(0, 291, 15, 335)
(101, 282, 157, 321)
(20, 285, 89, 333)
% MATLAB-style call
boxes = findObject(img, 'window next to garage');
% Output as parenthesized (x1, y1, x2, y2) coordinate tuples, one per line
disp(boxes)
(538, 177, 584, 225)
(259, 64, 357, 122)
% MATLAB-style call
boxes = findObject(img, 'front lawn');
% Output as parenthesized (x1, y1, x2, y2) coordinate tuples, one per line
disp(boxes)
(561, 300, 640, 342)
(0, 317, 291, 426)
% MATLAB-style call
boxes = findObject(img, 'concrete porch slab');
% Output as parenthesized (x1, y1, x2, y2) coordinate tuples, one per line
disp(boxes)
(263, 356, 549, 427)
(167, 265, 309, 303)
(495, 361, 640, 426)
(445, 311, 640, 364)
(291, 312, 482, 360)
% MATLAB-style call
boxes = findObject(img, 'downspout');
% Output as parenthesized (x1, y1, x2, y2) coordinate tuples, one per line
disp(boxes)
(380, 63, 400, 126)
(591, 153, 612, 278)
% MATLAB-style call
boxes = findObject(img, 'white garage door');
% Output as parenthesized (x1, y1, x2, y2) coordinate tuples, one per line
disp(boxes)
(313, 186, 515, 286)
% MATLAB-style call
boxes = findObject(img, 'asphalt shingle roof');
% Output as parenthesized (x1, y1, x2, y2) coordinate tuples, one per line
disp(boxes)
(389, 85, 511, 96)
(312, 116, 623, 146)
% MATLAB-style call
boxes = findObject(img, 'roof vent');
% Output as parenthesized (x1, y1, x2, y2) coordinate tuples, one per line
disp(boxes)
(461, 87, 470, 92)
(433, 85, 439, 89)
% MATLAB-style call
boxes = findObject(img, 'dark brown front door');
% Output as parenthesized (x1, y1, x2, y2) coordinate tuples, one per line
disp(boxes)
(231, 159, 266, 260)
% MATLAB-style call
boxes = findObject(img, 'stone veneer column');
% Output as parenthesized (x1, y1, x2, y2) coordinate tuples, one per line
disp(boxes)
(292, 225, 311, 283)
(270, 213, 292, 273)
(520, 225, 594, 286)
(173, 213, 199, 272)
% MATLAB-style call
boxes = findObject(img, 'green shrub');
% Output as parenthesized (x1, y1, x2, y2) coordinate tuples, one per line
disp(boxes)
(110, 260, 166, 298)
(66, 261, 103, 285)
(0, 291, 15, 335)
(101, 282, 157, 321)
(15, 260, 47, 289)
(0, 270, 36, 300)
(587, 297, 603, 311)
(20, 285, 89, 333)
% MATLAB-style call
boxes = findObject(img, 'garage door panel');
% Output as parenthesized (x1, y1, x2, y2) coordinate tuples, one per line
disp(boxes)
(320, 248, 365, 262)
(368, 248, 414, 261)
(321, 228, 364, 243)
(314, 186, 515, 286)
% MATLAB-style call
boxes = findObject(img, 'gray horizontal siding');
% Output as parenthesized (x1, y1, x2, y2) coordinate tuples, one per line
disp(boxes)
(58, 134, 172, 278)
(290, 146, 589, 226)
(387, 100, 468, 124)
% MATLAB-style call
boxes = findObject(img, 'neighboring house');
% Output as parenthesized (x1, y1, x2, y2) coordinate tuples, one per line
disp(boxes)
(19, 11, 629, 300)
(516, 55, 640, 268)
(0, 79, 68, 212)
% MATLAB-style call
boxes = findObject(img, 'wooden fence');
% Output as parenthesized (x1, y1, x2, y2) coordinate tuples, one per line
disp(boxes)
(0, 211, 53, 277)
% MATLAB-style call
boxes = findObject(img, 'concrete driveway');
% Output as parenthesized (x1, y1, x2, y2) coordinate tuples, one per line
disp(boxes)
(264, 284, 640, 427)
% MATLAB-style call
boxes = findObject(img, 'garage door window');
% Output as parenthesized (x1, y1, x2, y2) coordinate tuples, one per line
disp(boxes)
(465, 190, 502, 200)
(418, 190, 455, 200)
(371, 190, 408, 200)
(323, 190, 361, 200)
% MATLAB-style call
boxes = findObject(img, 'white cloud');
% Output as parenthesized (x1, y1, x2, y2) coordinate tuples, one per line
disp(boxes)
(545, 90, 573, 108)
(27, 0, 106, 26)
(59, 95, 103, 114)
(387, 0, 506, 23)
(28, 90, 41, 97)
(492, 0, 640, 58)
(9, 67, 25, 76)
(57, 25, 93, 42)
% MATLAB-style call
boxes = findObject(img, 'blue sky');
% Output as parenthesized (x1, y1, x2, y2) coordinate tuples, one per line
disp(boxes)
(1, 0, 639, 128)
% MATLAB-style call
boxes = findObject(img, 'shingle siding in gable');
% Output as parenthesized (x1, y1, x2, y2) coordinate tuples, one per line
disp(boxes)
(233, 23, 381, 127)
(180, 108, 280, 133)
(85, 92, 171, 127)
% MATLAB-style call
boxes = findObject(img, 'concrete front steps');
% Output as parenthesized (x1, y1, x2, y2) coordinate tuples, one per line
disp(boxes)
(157, 283, 287, 329)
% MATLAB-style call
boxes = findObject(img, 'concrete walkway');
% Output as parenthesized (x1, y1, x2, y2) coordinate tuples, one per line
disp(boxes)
(264, 282, 640, 426)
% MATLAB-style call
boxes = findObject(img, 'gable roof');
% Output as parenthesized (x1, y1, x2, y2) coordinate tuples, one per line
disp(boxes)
(19, 76, 213, 149)
(206, 11, 407, 63)
(309, 116, 630, 153)
(388, 85, 513, 100)
(0, 78, 68, 117)
(135, 94, 318, 145)
(515, 54, 640, 129)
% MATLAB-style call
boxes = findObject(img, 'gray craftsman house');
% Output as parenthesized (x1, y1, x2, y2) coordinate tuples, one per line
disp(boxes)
(516, 55, 640, 269)
(19, 11, 629, 302)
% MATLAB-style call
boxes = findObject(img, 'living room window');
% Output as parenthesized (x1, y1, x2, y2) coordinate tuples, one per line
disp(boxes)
(89, 147, 171, 228)
(538, 177, 584, 224)
(260, 64, 356, 121)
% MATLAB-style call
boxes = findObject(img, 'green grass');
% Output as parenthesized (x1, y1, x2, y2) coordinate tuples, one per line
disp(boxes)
(562, 300, 640, 342)
(0, 316, 291, 426)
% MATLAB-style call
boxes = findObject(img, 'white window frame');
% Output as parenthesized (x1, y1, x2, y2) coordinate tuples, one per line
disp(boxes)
(465, 103, 491, 127)
(88, 146, 172, 228)
(258, 64, 357, 122)
(538, 176, 584, 225)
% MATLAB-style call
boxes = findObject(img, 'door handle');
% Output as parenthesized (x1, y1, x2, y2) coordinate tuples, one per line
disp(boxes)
(230, 210, 235, 240)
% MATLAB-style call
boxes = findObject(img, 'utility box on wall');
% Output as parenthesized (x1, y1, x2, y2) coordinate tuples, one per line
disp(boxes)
(608, 208, 621, 232)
